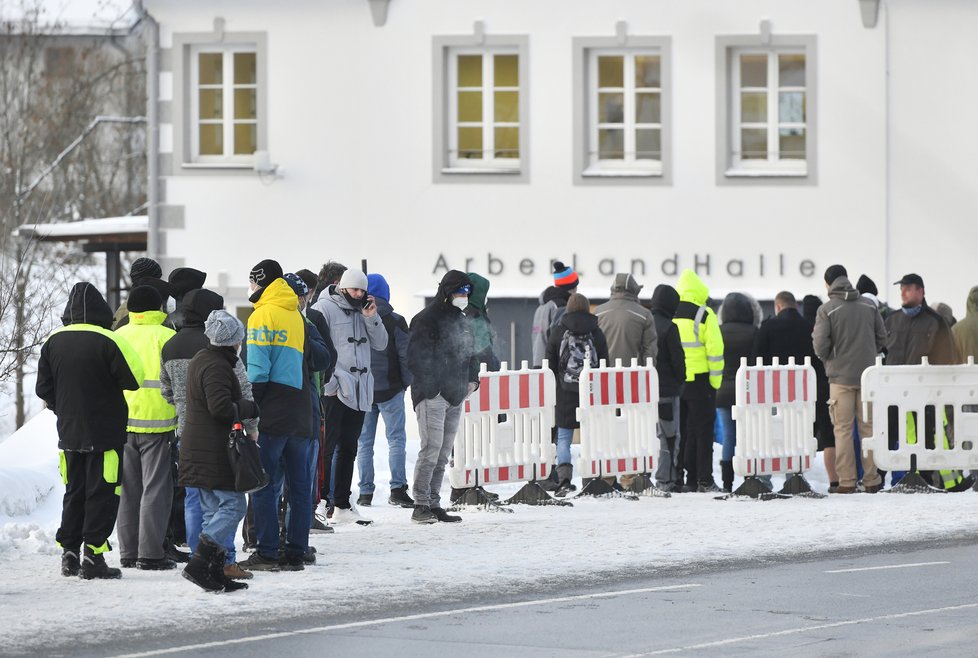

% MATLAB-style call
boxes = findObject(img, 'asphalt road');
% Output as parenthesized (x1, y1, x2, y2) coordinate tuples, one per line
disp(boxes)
(52, 538, 978, 657)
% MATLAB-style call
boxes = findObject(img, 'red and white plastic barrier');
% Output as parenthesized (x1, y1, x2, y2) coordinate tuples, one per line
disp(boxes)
(576, 358, 659, 478)
(732, 357, 818, 477)
(861, 356, 978, 471)
(448, 361, 557, 488)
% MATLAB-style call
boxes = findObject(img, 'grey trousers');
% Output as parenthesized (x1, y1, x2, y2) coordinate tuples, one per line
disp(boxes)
(655, 396, 682, 490)
(117, 431, 174, 560)
(412, 395, 462, 508)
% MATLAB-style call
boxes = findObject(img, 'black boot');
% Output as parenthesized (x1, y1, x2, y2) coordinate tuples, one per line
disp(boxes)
(182, 535, 225, 592)
(720, 460, 734, 494)
(431, 507, 462, 523)
(79, 545, 122, 580)
(554, 463, 576, 498)
(205, 537, 248, 592)
(389, 485, 415, 508)
(61, 548, 80, 577)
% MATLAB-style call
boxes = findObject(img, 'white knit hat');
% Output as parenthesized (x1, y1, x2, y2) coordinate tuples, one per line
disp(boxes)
(204, 310, 244, 346)
(338, 268, 368, 291)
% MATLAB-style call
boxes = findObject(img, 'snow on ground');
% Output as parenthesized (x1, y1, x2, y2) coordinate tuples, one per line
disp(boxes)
(1, 409, 977, 654)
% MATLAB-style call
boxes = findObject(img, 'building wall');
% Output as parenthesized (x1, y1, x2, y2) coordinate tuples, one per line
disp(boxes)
(145, 0, 972, 324)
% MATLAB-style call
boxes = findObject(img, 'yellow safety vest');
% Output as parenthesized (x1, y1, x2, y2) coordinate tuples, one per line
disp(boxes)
(116, 310, 178, 433)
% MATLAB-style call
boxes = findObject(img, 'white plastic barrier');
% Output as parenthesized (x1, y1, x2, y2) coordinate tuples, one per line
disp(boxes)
(576, 358, 659, 478)
(861, 356, 978, 471)
(732, 357, 818, 477)
(448, 361, 557, 488)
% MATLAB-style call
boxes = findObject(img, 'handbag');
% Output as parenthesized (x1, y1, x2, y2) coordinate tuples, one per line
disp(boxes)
(226, 403, 269, 493)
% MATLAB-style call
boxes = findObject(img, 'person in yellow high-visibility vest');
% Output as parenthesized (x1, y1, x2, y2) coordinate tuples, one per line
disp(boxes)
(673, 269, 724, 492)
(904, 408, 964, 490)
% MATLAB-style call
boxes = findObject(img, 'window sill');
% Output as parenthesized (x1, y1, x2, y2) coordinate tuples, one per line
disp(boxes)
(724, 168, 808, 178)
(182, 162, 254, 170)
(583, 169, 663, 178)
(441, 167, 521, 175)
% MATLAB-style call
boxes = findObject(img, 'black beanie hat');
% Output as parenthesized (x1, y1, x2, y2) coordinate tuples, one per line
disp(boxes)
(127, 285, 163, 313)
(249, 259, 283, 287)
(167, 267, 207, 297)
(130, 257, 162, 281)
(824, 264, 847, 285)
(856, 274, 878, 296)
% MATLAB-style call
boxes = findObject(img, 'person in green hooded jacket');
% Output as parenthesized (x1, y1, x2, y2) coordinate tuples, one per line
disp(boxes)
(465, 272, 501, 372)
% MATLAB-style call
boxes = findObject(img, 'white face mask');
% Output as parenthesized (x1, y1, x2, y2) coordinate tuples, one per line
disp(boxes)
(452, 296, 468, 310)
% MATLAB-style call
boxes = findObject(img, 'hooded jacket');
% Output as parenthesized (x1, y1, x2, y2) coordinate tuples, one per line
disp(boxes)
(408, 270, 480, 408)
(649, 284, 686, 398)
(884, 301, 958, 366)
(531, 286, 571, 367)
(717, 293, 757, 409)
(812, 276, 887, 385)
(465, 272, 501, 371)
(673, 269, 724, 393)
(311, 283, 388, 412)
(952, 286, 978, 361)
(163, 267, 207, 332)
(594, 278, 657, 366)
(247, 277, 309, 435)
(36, 282, 144, 452)
(546, 310, 610, 429)
(369, 296, 413, 402)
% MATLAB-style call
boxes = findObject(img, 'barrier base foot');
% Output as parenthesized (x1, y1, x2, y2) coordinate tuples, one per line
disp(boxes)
(449, 486, 515, 512)
(733, 476, 776, 499)
(779, 474, 825, 498)
(575, 478, 640, 500)
(887, 472, 947, 494)
(506, 481, 573, 507)
(623, 473, 655, 494)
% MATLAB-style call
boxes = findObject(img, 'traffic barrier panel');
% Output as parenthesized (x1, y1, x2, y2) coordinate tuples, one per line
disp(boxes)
(861, 356, 978, 471)
(448, 361, 557, 489)
(576, 358, 659, 478)
(732, 357, 817, 477)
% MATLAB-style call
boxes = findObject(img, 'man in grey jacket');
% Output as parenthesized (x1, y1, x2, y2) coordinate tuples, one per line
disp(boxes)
(813, 264, 887, 494)
(595, 273, 658, 366)
(311, 268, 388, 524)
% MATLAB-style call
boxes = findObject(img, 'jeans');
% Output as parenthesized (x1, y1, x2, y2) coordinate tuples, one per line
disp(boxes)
(556, 427, 574, 466)
(412, 395, 462, 507)
(253, 433, 315, 559)
(198, 488, 247, 555)
(185, 487, 236, 564)
(717, 407, 770, 488)
(357, 391, 409, 493)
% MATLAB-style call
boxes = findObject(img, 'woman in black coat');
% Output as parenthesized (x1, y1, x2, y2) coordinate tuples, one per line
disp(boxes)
(179, 310, 259, 592)
(546, 293, 609, 496)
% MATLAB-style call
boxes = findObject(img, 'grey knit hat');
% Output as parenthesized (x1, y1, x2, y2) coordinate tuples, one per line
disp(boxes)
(204, 310, 244, 347)
(338, 268, 368, 291)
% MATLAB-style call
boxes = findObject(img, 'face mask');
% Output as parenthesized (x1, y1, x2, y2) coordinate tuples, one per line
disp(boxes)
(343, 291, 366, 309)
(452, 297, 468, 310)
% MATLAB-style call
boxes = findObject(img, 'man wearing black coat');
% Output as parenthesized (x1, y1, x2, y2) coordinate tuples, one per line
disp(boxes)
(407, 270, 480, 524)
(649, 285, 686, 492)
(36, 282, 144, 580)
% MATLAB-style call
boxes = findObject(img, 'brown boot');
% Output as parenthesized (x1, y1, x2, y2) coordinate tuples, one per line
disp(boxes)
(224, 562, 254, 580)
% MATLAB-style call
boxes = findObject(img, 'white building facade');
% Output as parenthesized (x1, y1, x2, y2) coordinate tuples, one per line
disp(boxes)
(142, 0, 978, 363)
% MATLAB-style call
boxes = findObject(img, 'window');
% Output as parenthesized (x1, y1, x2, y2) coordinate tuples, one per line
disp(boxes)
(433, 34, 529, 183)
(191, 47, 258, 161)
(717, 35, 816, 184)
(573, 36, 671, 185)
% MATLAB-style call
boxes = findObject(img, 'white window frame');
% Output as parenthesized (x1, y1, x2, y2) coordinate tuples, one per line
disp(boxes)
(189, 45, 259, 164)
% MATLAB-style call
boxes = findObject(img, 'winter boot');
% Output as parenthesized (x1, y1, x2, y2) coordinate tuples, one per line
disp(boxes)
(389, 485, 415, 508)
(357, 493, 373, 507)
(136, 557, 178, 571)
(79, 546, 122, 580)
(431, 507, 462, 523)
(554, 464, 576, 498)
(205, 538, 248, 592)
(61, 549, 80, 577)
(223, 562, 254, 580)
(182, 536, 225, 592)
(538, 463, 560, 492)
(720, 461, 734, 494)
(411, 504, 437, 524)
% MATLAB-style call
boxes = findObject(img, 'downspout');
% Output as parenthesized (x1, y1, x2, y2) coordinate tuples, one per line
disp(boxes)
(883, 1, 891, 306)
(135, 0, 160, 260)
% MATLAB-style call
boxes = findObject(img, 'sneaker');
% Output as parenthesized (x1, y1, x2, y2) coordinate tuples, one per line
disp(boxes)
(357, 493, 373, 507)
(411, 505, 437, 524)
(389, 485, 415, 508)
(136, 557, 178, 571)
(223, 563, 254, 580)
(331, 503, 373, 526)
(431, 507, 462, 523)
(278, 555, 305, 571)
(314, 500, 332, 525)
(310, 517, 335, 534)
(61, 550, 80, 577)
(238, 552, 282, 572)
(120, 557, 137, 569)
(863, 483, 883, 494)
(696, 481, 722, 493)
(80, 552, 122, 580)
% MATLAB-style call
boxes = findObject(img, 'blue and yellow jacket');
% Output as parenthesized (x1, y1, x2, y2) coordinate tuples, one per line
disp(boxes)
(246, 277, 310, 436)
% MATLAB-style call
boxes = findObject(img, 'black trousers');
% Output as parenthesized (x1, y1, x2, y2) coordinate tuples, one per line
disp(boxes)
(323, 396, 365, 508)
(680, 383, 717, 486)
(56, 448, 124, 552)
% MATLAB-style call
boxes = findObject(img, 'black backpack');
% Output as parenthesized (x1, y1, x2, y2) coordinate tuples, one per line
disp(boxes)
(558, 330, 597, 390)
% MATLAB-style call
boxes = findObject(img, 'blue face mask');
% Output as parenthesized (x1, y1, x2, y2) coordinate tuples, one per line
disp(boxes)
(902, 304, 923, 317)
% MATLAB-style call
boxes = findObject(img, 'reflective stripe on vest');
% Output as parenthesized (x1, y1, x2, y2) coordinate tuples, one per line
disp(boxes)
(127, 418, 178, 429)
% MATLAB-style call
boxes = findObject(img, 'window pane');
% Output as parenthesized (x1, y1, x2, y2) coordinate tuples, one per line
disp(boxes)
(741, 92, 767, 123)
(199, 124, 223, 155)
(779, 127, 806, 159)
(740, 128, 767, 160)
(779, 54, 805, 87)
(598, 93, 624, 123)
(198, 53, 222, 85)
(635, 92, 660, 124)
(234, 123, 256, 155)
(234, 52, 256, 85)
(457, 91, 482, 122)
(598, 129, 624, 159)
(458, 127, 483, 159)
(494, 127, 519, 159)
(234, 89, 257, 120)
(198, 89, 223, 120)
(779, 91, 806, 123)
(494, 54, 518, 87)
(635, 55, 660, 88)
(740, 54, 767, 87)
(494, 90, 519, 122)
(636, 129, 661, 161)
(598, 56, 623, 88)
(458, 55, 482, 87)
